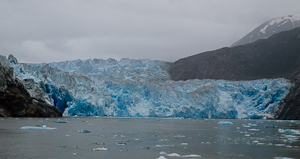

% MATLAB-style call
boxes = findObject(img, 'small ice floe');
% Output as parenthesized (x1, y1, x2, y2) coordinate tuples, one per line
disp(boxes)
(36, 124, 46, 127)
(92, 147, 108, 151)
(140, 146, 150, 149)
(159, 139, 169, 141)
(75, 130, 91, 133)
(275, 144, 286, 147)
(245, 134, 251, 137)
(156, 145, 175, 148)
(264, 124, 277, 128)
(278, 129, 300, 134)
(52, 120, 68, 123)
(166, 153, 181, 157)
(217, 121, 233, 125)
(66, 134, 70, 136)
(182, 154, 201, 157)
(252, 141, 259, 144)
(181, 143, 188, 145)
(72, 153, 77, 155)
(159, 151, 167, 155)
(274, 157, 294, 159)
(115, 142, 126, 145)
(248, 129, 259, 131)
(20, 125, 56, 130)
(156, 156, 167, 159)
(248, 123, 257, 126)
(174, 134, 186, 138)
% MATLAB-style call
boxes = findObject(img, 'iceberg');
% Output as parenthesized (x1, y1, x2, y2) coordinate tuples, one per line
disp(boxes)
(92, 147, 108, 151)
(20, 125, 57, 130)
(217, 121, 233, 125)
(278, 129, 300, 134)
(4, 55, 292, 119)
(75, 130, 91, 133)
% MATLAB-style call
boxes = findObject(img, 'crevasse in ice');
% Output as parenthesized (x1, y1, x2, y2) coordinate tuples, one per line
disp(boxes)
(6, 55, 292, 119)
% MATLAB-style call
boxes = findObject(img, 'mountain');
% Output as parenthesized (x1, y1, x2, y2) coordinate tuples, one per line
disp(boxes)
(232, 13, 300, 47)
(170, 27, 300, 81)
(0, 55, 62, 117)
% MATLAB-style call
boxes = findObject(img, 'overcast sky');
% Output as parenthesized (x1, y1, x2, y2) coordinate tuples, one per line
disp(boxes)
(0, 0, 299, 63)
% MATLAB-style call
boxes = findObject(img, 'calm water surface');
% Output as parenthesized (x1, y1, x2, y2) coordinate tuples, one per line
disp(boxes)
(0, 117, 300, 159)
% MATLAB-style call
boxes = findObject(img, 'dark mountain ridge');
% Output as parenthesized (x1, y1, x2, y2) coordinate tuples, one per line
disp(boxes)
(170, 27, 300, 81)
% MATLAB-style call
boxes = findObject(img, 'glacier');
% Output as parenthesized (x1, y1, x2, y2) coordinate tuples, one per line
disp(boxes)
(2, 55, 292, 119)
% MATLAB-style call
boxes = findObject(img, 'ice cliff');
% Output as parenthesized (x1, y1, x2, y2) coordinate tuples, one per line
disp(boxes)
(5, 55, 292, 119)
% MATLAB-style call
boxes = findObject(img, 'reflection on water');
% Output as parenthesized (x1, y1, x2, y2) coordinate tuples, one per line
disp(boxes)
(0, 117, 300, 159)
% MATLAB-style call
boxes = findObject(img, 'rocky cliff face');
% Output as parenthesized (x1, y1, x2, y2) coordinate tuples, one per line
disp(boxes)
(275, 69, 300, 120)
(0, 55, 62, 117)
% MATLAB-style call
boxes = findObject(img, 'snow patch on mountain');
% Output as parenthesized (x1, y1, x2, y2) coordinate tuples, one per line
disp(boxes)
(4, 55, 292, 119)
(232, 13, 300, 47)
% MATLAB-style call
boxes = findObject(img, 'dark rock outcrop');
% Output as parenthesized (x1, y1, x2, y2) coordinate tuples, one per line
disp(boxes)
(275, 69, 300, 120)
(0, 61, 62, 117)
(170, 27, 300, 81)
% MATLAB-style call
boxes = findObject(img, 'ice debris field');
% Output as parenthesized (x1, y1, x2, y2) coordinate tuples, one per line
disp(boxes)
(10, 117, 300, 159)
(3, 55, 292, 119)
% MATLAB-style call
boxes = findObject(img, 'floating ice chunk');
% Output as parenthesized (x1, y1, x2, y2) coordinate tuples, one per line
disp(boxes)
(182, 154, 202, 157)
(174, 134, 186, 138)
(159, 151, 167, 155)
(275, 144, 285, 147)
(52, 121, 68, 123)
(278, 129, 300, 134)
(274, 157, 294, 159)
(245, 134, 250, 137)
(181, 143, 188, 145)
(252, 141, 259, 144)
(248, 129, 259, 131)
(20, 125, 56, 130)
(75, 130, 91, 133)
(218, 121, 233, 125)
(264, 124, 277, 128)
(166, 153, 181, 157)
(156, 156, 167, 159)
(92, 147, 108, 151)
(115, 142, 126, 145)
(156, 145, 175, 148)
(36, 124, 46, 127)
(248, 123, 257, 126)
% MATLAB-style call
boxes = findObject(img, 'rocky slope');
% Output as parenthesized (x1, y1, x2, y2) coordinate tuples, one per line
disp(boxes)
(170, 27, 300, 81)
(275, 69, 300, 120)
(0, 55, 62, 117)
(232, 13, 300, 47)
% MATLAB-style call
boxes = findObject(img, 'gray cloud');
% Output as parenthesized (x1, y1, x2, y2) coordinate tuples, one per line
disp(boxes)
(0, 0, 299, 63)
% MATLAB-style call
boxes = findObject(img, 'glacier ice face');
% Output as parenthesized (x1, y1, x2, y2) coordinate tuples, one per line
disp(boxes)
(5, 55, 292, 119)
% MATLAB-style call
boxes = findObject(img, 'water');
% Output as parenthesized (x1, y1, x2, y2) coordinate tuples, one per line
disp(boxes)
(0, 117, 300, 159)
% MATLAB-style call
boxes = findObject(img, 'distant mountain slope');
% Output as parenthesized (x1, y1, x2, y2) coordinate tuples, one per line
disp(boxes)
(232, 13, 300, 47)
(170, 27, 300, 81)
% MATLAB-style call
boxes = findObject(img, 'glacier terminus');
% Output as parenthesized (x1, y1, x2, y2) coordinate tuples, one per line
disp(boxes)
(3, 55, 291, 119)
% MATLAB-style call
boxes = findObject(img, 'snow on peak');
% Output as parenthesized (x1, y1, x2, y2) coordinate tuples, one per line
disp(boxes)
(260, 13, 300, 34)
